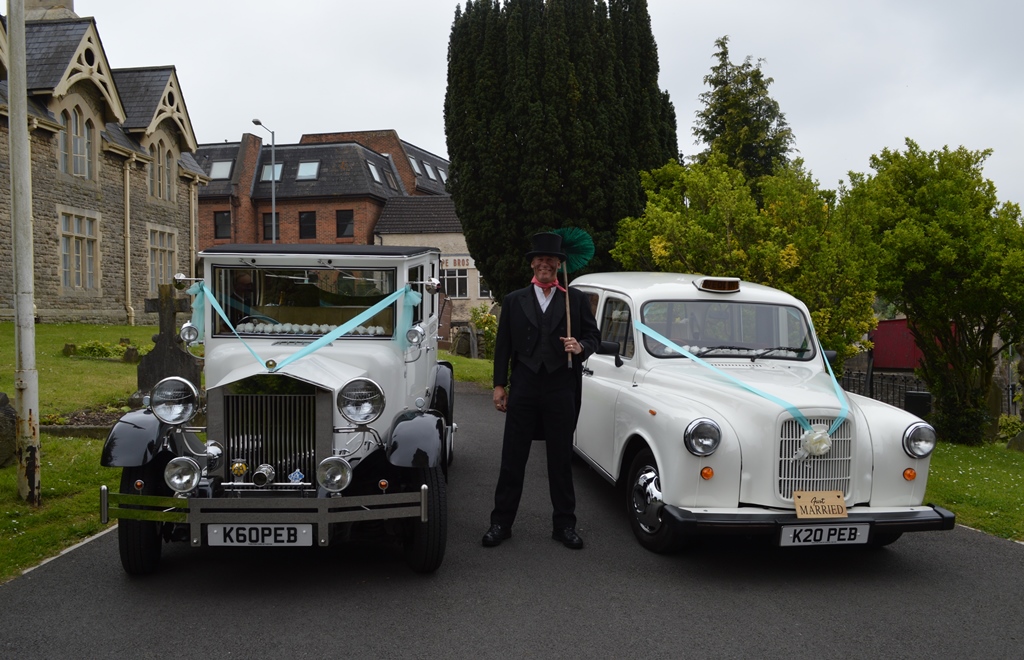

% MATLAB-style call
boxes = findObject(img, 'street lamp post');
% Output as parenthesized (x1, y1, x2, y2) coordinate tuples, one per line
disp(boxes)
(252, 118, 276, 243)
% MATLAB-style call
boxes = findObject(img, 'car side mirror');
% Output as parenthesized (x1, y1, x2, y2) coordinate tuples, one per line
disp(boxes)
(597, 340, 623, 368)
(824, 350, 837, 365)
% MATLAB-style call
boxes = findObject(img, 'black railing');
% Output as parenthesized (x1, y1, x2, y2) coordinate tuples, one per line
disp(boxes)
(842, 370, 1020, 417)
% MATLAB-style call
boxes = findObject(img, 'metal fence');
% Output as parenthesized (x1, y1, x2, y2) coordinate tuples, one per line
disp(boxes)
(842, 370, 1020, 417)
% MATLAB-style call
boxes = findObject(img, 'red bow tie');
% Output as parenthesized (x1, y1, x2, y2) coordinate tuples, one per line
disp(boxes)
(532, 276, 566, 292)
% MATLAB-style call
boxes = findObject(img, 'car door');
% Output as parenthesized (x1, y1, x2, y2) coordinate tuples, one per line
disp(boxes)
(575, 294, 637, 478)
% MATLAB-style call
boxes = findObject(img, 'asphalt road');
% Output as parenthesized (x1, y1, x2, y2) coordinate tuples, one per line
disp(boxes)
(1, 381, 1022, 659)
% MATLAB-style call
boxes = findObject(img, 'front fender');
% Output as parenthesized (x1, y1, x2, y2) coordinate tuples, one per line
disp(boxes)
(386, 410, 444, 469)
(431, 360, 455, 425)
(100, 409, 175, 467)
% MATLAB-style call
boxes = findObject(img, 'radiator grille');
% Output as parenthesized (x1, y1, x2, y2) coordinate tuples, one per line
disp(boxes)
(224, 392, 317, 486)
(777, 417, 852, 500)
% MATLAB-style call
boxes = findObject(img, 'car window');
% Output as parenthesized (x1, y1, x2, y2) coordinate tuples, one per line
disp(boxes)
(213, 266, 397, 337)
(640, 300, 813, 360)
(600, 297, 635, 359)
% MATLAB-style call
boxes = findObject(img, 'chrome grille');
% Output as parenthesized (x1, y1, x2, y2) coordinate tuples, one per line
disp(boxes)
(224, 392, 317, 486)
(777, 417, 852, 500)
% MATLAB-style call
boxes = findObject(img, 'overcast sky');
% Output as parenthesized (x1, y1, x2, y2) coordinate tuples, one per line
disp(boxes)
(77, 0, 1024, 205)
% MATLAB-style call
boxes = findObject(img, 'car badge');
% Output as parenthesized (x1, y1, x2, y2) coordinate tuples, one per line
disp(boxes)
(230, 460, 248, 477)
(288, 469, 305, 483)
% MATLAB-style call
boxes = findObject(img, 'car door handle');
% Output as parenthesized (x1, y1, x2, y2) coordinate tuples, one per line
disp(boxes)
(582, 366, 594, 377)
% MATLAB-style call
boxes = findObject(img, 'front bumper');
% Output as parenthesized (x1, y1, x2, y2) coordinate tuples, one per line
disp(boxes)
(100, 485, 428, 547)
(661, 504, 956, 541)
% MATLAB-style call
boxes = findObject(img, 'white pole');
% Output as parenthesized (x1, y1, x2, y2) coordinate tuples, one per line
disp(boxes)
(8, 0, 41, 504)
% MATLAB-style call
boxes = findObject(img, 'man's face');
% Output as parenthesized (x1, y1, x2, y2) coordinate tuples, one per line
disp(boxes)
(531, 255, 561, 284)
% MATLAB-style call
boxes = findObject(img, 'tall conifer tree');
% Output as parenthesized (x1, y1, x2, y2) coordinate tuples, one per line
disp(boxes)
(445, 0, 677, 301)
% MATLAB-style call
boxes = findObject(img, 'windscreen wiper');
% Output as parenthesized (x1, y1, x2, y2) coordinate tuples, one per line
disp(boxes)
(750, 346, 809, 361)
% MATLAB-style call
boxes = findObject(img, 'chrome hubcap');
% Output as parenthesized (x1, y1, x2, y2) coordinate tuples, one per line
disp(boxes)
(631, 465, 663, 533)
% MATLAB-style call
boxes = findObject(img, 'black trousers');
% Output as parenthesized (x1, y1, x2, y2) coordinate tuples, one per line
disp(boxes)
(490, 362, 577, 530)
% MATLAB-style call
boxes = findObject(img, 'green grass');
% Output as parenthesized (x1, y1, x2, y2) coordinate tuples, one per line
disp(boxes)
(1, 331, 1021, 584)
(0, 436, 112, 583)
(926, 440, 1024, 540)
(0, 322, 157, 420)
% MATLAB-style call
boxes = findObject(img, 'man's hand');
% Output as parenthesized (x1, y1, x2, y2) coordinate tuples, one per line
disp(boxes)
(561, 336, 583, 355)
(493, 385, 508, 412)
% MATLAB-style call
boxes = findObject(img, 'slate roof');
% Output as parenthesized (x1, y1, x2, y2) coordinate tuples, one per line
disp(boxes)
(375, 196, 462, 234)
(179, 151, 207, 178)
(195, 142, 245, 197)
(402, 140, 449, 195)
(112, 67, 172, 130)
(250, 142, 405, 202)
(0, 80, 57, 122)
(101, 122, 146, 156)
(25, 18, 92, 91)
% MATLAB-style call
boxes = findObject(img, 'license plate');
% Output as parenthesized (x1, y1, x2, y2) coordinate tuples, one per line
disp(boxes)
(780, 524, 869, 546)
(208, 524, 313, 546)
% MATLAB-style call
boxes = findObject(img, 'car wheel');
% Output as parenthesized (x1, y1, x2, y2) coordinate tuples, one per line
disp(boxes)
(117, 463, 165, 575)
(404, 465, 447, 573)
(867, 531, 903, 548)
(626, 448, 690, 554)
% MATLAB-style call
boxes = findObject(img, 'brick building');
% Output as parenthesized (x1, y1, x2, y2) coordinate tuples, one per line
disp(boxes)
(0, 1, 206, 324)
(195, 130, 492, 324)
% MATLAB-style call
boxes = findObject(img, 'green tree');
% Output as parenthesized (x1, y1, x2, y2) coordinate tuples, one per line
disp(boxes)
(845, 139, 1024, 444)
(445, 0, 677, 301)
(692, 36, 794, 187)
(611, 156, 876, 361)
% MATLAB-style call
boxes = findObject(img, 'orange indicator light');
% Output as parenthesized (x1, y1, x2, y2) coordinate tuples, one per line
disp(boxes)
(700, 467, 714, 480)
(903, 468, 917, 481)
(649, 409, 657, 416)
(378, 479, 389, 491)
(133, 480, 145, 492)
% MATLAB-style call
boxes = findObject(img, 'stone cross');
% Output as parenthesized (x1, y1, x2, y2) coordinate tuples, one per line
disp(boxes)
(137, 284, 201, 395)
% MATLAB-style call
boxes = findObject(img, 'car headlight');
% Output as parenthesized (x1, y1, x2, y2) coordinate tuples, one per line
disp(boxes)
(337, 378, 385, 424)
(164, 456, 201, 493)
(317, 456, 353, 492)
(179, 321, 200, 345)
(903, 422, 937, 458)
(406, 325, 426, 345)
(684, 418, 722, 456)
(150, 377, 200, 425)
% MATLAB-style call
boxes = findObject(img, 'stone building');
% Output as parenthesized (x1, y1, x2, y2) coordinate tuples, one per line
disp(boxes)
(0, 1, 206, 324)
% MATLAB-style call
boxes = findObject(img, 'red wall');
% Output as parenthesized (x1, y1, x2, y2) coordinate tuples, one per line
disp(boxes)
(872, 318, 924, 370)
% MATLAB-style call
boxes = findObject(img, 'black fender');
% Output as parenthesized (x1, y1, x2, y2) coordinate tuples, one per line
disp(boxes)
(386, 410, 444, 469)
(431, 360, 455, 425)
(100, 409, 178, 467)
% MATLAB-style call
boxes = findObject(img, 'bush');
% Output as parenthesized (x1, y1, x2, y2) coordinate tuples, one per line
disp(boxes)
(469, 303, 497, 359)
(997, 414, 1024, 444)
(72, 340, 150, 360)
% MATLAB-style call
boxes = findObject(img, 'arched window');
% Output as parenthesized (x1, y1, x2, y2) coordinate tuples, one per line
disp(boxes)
(155, 140, 165, 199)
(165, 149, 174, 200)
(71, 107, 87, 177)
(84, 119, 94, 180)
(148, 145, 156, 195)
(58, 111, 71, 173)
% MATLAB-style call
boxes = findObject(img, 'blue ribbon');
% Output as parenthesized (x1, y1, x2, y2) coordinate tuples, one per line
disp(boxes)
(188, 282, 420, 373)
(634, 320, 848, 435)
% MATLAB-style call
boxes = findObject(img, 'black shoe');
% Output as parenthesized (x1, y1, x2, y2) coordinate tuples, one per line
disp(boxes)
(552, 527, 583, 549)
(482, 523, 512, 547)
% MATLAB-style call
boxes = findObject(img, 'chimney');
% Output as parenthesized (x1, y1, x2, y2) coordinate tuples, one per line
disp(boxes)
(25, 1, 79, 20)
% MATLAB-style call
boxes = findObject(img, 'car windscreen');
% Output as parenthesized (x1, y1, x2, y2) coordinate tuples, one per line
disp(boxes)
(640, 299, 814, 360)
(212, 266, 397, 337)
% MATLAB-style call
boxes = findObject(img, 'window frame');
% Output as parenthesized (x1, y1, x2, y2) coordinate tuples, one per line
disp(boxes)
(298, 211, 317, 240)
(59, 209, 100, 293)
(441, 268, 469, 299)
(296, 161, 320, 180)
(213, 210, 232, 239)
(147, 224, 178, 295)
(263, 213, 280, 241)
(209, 160, 233, 179)
(336, 209, 354, 239)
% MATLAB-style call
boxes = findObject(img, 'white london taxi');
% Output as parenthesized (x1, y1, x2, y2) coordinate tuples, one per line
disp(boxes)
(573, 272, 954, 552)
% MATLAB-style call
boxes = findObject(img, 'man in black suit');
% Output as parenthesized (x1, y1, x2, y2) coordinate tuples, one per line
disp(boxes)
(483, 232, 601, 549)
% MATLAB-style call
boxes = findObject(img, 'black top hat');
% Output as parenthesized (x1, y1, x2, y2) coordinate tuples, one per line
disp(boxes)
(525, 232, 566, 261)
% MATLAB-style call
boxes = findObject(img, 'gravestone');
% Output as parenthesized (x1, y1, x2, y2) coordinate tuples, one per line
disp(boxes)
(1009, 430, 1024, 453)
(135, 284, 201, 402)
(0, 392, 16, 468)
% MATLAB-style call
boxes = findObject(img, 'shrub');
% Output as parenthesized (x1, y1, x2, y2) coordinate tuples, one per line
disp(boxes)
(997, 414, 1024, 444)
(469, 303, 497, 359)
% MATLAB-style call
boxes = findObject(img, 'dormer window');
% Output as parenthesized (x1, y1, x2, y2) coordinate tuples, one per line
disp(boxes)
(296, 161, 320, 180)
(423, 163, 438, 181)
(260, 163, 282, 181)
(438, 168, 448, 184)
(367, 161, 382, 183)
(209, 160, 233, 179)
(408, 156, 422, 175)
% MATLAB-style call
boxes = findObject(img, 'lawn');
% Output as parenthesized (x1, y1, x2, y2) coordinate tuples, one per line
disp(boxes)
(1, 327, 1021, 583)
